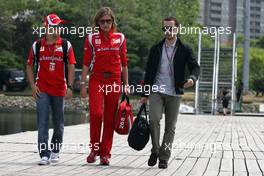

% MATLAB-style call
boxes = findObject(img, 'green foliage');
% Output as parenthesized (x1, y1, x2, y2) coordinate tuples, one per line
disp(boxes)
(0, 50, 24, 69)
(237, 47, 264, 90)
(255, 35, 264, 48)
(0, 0, 200, 70)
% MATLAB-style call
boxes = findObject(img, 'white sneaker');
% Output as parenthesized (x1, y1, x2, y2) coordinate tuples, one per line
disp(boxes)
(50, 152, 60, 163)
(38, 156, 50, 165)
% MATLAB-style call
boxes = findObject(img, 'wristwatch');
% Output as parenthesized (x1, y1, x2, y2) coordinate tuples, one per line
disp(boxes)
(67, 84, 73, 91)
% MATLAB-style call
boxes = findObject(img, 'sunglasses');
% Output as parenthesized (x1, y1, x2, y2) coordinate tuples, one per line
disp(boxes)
(161, 26, 176, 32)
(99, 19, 113, 25)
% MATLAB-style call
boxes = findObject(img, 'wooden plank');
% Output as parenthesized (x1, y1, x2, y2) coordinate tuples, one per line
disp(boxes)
(203, 171, 219, 176)
(203, 158, 221, 175)
(257, 160, 264, 174)
(220, 158, 233, 172)
(233, 158, 247, 173)
(218, 171, 233, 176)
(187, 157, 209, 176)
(100, 155, 139, 176)
(123, 155, 149, 176)
(36, 154, 82, 174)
(172, 157, 197, 175)
(243, 151, 256, 160)
(223, 150, 233, 159)
(253, 151, 264, 160)
(74, 155, 127, 175)
(1, 153, 37, 173)
(233, 150, 244, 159)
(155, 158, 184, 176)
(233, 172, 248, 176)
(246, 159, 262, 175)
(71, 153, 127, 174)
(124, 155, 149, 176)
(1, 114, 264, 176)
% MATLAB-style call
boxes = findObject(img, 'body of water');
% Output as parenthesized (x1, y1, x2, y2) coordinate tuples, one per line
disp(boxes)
(0, 110, 89, 135)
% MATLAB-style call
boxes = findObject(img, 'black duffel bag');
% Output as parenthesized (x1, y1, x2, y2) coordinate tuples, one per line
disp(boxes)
(127, 103, 150, 151)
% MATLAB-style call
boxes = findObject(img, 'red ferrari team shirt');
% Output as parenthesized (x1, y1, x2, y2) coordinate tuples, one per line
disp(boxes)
(83, 31, 128, 75)
(27, 37, 76, 96)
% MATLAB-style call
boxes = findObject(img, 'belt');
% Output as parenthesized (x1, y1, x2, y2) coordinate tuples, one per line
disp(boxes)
(102, 72, 113, 78)
(91, 72, 120, 79)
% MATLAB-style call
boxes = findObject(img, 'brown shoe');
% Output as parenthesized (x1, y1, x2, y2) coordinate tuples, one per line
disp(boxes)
(86, 151, 98, 163)
(100, 156, 110, 166)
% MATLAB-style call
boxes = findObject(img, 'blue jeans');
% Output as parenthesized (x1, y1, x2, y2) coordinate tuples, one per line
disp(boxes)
(36, 93, 64, 158)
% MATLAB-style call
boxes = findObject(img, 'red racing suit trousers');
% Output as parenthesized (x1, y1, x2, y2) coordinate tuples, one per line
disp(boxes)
(88, 73, 121, 158)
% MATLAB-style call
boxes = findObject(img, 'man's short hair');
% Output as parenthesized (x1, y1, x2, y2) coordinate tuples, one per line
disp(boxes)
(163, 16, 179, 27)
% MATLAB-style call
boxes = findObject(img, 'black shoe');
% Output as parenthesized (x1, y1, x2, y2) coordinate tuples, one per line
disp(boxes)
(158, 160, 168, 169)
(148, 153, 158, 166)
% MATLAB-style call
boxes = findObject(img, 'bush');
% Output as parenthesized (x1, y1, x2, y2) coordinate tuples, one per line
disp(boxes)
(0, 50, 24, 69)
(237, 47, 264, 91)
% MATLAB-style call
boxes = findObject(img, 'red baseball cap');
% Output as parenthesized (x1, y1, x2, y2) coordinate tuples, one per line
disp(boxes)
(44, 13, 65, 26)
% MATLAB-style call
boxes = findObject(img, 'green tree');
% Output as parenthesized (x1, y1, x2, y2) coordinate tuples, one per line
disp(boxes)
(255, 35, 264, 48)
(237, 47, 264, 90)
(0, 0, 201, 70)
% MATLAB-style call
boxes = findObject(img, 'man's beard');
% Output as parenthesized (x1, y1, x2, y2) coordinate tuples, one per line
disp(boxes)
(49, 34, 58, 39)
(166, 34, 176, 40)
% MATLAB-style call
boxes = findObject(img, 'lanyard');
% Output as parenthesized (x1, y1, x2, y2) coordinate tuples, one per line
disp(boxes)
(165, 44, 177, 62)
(47, 44, 56, 71)
(47, 44, 56, 63)
(164, 43, 177, 75)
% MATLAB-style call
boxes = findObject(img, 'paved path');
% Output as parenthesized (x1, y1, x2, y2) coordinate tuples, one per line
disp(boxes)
(0, 114, 264, 176)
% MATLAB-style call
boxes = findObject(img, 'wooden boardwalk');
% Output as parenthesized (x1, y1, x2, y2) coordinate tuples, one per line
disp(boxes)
(1, 114, 264, 176)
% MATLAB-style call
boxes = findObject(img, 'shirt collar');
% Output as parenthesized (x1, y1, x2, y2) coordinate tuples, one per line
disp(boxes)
(99, 29, 114, 39)
(165, 37, 177, 48)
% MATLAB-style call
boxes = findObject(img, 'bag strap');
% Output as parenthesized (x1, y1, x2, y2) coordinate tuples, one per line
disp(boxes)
(121, 93, 130, 104)
(88, 34, 95, 72)
(33, 39, 41, 77)
(119, 33, 125, 49)
(137, 103, 148, 120)
(61, 38, 69, 84)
